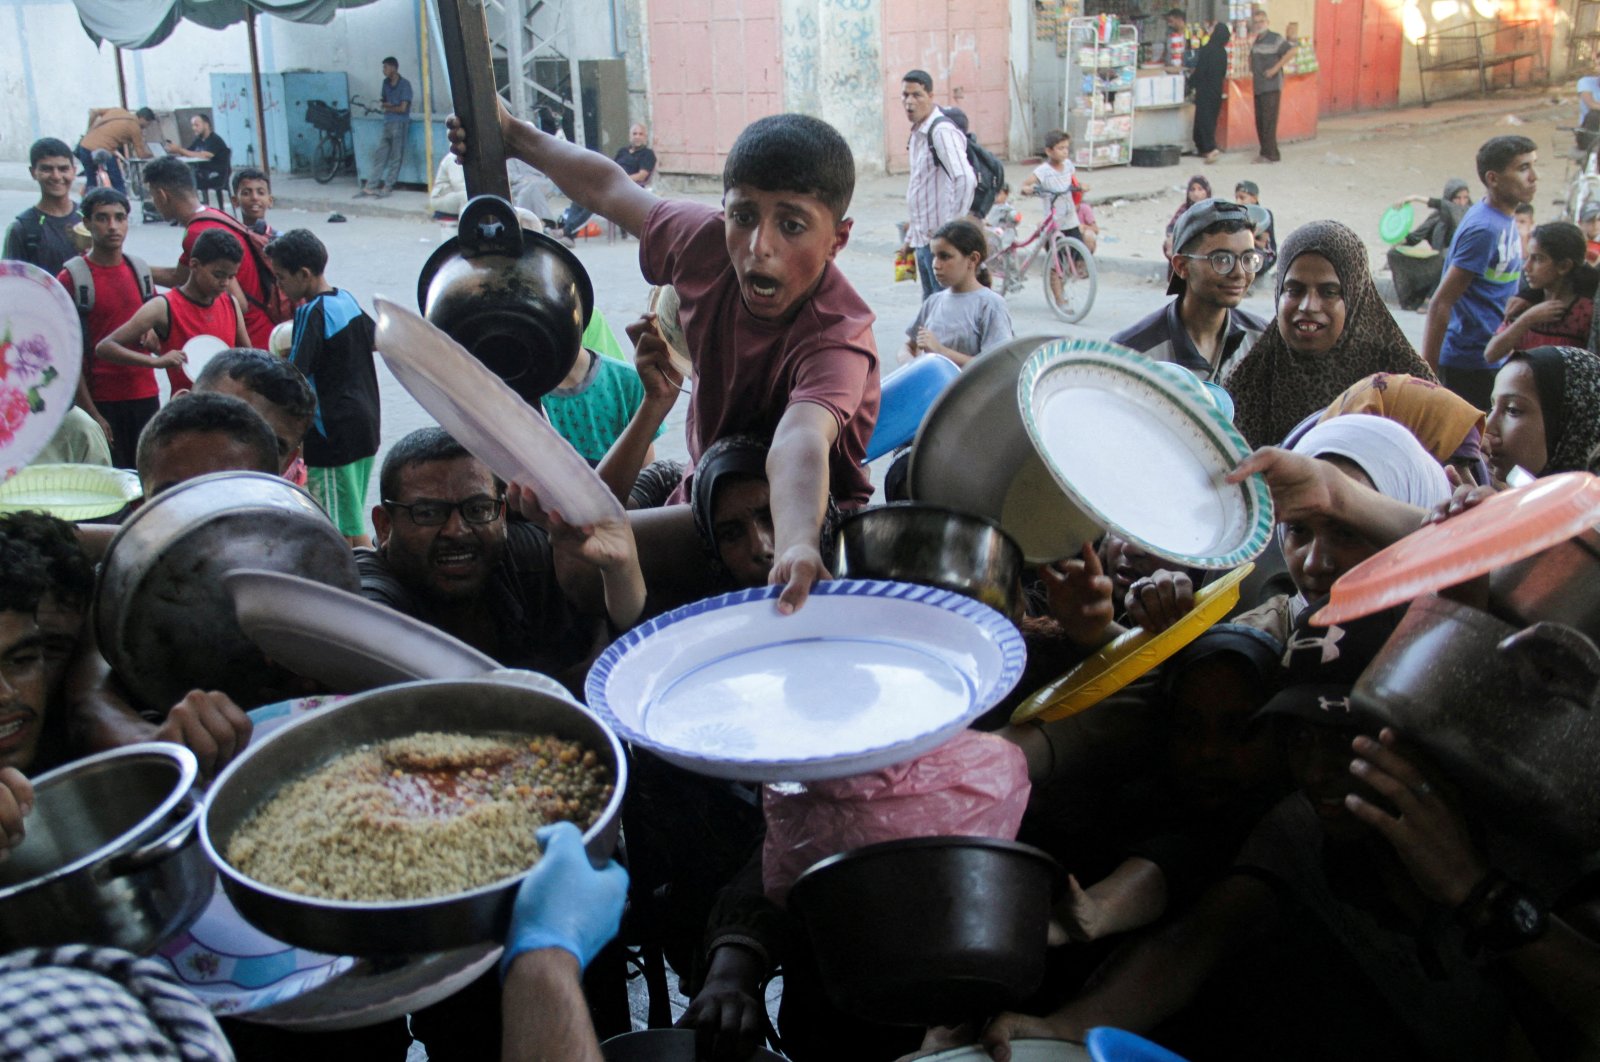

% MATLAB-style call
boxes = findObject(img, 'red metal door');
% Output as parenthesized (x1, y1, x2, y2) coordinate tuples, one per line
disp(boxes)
(1356, 0, 1402, 111)
(882, 0, 1011, 171)
(1314, 0, 1400, 115)
(647, 0, 783, 176)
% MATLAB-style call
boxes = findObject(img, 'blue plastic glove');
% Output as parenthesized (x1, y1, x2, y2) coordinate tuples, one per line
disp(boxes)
(501, 821, 628, 978)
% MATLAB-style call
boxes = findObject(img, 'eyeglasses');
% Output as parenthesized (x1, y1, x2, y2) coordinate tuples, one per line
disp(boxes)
(1174, 249, 1268, 276)
(383, 495, 505, 527)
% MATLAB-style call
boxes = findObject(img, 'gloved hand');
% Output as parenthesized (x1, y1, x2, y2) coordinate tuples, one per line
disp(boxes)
(501, 821, 628, 978)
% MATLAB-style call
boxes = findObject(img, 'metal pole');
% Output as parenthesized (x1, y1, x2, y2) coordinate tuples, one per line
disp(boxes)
(115, 47, 128, 110)
(565, 3, 585, 149)
(246, 10, 270, 176)
(505, 0, 528, 118)
(421, 0, 434, 193)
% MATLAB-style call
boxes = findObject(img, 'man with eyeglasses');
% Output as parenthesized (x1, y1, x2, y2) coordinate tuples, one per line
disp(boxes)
(1111, 199, 1269, 381)
(360, 427, 645, 698)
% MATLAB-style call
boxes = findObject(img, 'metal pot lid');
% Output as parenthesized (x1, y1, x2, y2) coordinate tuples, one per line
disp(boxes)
(1315, 471, 1600, 626)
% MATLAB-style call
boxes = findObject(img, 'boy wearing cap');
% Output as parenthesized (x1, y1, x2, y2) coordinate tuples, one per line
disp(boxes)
(1110, 199, 1267, 381)
(1235, 180, 1277, 258)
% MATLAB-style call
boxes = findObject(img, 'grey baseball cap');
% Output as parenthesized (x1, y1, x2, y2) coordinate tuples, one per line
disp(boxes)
(1168, 197, 1257, 295)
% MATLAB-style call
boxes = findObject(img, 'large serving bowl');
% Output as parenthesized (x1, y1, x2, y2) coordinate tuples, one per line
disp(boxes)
(787, 837, 1064, 1027)
(201, 677, 627, 956)
(833, 503, 1024, 619)
(94, 471, 359, 712)
(0, 743, 211, 954)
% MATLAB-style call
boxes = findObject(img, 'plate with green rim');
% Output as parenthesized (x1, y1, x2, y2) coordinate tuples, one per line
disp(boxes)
(1379, 202, 1414, 245)
(0, 463, 140, 520)
(1016, 339, 1273, 571)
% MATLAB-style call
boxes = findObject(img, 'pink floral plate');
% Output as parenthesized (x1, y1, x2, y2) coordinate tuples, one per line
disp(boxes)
(0, 262, 81, 480)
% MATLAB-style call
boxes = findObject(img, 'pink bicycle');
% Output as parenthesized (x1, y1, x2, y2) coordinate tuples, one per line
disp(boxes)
(985, 191, 1098, 324)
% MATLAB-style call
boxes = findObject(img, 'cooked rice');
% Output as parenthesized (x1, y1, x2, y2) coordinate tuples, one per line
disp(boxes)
(227, 732, 611, 902)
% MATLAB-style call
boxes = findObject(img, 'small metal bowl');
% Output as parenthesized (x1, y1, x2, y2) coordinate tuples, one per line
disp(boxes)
(201, 677, 627, 956)
(833, 502, 1025, 619)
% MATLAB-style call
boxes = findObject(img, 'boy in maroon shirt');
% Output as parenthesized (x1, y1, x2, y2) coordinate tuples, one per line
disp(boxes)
(448, 110, 879, 613)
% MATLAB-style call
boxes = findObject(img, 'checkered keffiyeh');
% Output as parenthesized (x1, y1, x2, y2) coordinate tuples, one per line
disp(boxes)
(0, 945, 234, 1061)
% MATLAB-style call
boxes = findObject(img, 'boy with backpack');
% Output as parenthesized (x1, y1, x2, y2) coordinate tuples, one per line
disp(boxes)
(142, 156, 291, 349)
(900, 69, 978, 298)
(57, 187, 158, 469)
(95, 229, 249, 396)
(4, 139, 81, 277)
(231, 166, 277, 238)
(263, 229, 382, 547)
(448, 106, 880, 614)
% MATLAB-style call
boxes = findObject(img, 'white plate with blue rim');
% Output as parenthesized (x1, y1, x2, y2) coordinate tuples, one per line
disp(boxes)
(155, 697, 502, 1029)
(585, 580, 1025, 782)
(1017, 339, 1273, 571)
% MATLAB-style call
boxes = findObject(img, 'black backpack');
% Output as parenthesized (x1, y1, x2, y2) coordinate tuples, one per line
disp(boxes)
(927, 116, 1006, 219)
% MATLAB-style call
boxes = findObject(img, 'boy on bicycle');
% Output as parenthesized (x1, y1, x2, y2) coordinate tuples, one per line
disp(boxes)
(1019, 130, 1089, 249)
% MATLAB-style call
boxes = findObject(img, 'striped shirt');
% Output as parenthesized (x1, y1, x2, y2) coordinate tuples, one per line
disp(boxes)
(906, 108, 977, 247)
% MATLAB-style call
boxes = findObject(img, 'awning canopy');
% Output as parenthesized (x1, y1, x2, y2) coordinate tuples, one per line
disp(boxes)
(73, 0, 380, 51)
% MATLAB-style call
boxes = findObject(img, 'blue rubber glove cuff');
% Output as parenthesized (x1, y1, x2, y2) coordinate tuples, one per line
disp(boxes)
(501, 822, 628, 980)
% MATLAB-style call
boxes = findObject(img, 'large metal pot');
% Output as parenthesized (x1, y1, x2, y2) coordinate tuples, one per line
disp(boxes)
(1352, 594, 1600, 856)
(202, 677, 628, 956)
(788, 836, 1064, 1027)
(1488, 527, 1600, 641)
(0, 743, 212, 953)
(94, 471, 359, 712)
(417, 195, 593, 405)
(833, 503, 1024, 620)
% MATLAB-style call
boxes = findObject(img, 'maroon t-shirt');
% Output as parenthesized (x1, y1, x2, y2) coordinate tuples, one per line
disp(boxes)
(181, 208, 273, 349)
(640, 199, 880, 507)
(58, 258, 158, 403)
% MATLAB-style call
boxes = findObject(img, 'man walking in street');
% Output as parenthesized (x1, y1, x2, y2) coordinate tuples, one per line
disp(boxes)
(1248, 8, 1297, 164)
(1423, 135, 1536, 409)
(901, 69, 976, 299)
(76, 107, 157, 195)
(3, 139, 80, 278)
(57, 188, 159, 470)
(361, 57, 413, 198)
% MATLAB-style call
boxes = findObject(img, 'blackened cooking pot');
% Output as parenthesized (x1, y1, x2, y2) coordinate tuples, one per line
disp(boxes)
(833, 503, 1025, 620)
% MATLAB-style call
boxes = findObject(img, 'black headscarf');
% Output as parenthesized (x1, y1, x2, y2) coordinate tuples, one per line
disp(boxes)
(1511, 346, 1600, 475)
(1191, 22, 1231, 94)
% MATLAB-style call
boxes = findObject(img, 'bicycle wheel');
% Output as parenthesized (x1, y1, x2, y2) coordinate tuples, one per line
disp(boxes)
(985, 249, 1018, 297)
(313, 136, 342, 184)
(1043, 236, 1098, 323)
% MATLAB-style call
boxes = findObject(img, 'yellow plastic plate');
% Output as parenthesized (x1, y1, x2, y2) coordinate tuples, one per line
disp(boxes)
(1011, 562, 1254, 725)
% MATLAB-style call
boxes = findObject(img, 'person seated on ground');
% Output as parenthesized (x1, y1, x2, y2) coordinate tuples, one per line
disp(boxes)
(1161, 174, 1211, 259)
(1231, 414, 1450, 642)
(264, 229, 381, 544)
(190, 347, 316, 486)
(166, 114, 230, 209)
(231, 166, 275, 238)
(1234, 179, 1276, 261)
(428, 153, 469, 220)
(3, 138, 80, 277)
(1224, 219, 1437, 449)
(556, 122, 658, 242)
(958, 603, 1600, 1062)
(1112, 198, 1266, 382)
(1300, 372, 1489, 486)
(1387, 179, 1472, 312)
(359, 428, 645, 695)
(97, 228, 249, 396)
(450, 106, 880, 614)
(62, 393, 272, 779)
(899, 218, 1014, 368)
(1485, 222, 1597, 363)
(1483, 345, 1600, 486)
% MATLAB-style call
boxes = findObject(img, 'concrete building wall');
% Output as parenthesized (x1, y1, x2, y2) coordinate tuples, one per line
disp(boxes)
(783, 0, 887, 172)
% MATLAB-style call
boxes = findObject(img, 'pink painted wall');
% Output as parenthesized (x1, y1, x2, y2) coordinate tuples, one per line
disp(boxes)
(882, 0, 1012, 172)
(647, 0, 784, 175)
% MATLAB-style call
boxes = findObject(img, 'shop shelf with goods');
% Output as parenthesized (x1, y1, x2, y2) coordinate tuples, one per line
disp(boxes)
(1065, 17, 1139, 169)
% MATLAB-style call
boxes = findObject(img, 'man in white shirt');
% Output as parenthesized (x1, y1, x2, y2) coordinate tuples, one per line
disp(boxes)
(900, 69, 977, 299)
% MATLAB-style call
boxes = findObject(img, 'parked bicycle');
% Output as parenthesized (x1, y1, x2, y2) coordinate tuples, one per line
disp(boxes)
(984, 191, 1098, 324)
(1558, 125, 1600, 224)
(307, 96, 378, 184)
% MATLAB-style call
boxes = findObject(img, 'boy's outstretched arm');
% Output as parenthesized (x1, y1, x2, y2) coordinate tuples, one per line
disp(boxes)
(447, 106, 655, 236)
(767, 401, 837, 615)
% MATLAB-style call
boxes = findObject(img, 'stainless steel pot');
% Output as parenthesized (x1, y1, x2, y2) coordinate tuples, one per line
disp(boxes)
(202, 677, 628, 956)
(1352, 593, 1600, 856)
(833, 503, 1024, 620)
(417, 195, 593, 405)
(0, 743, 212, 953)
(94, 471, 360, 711)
